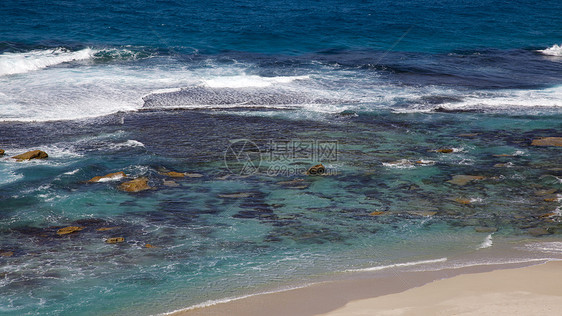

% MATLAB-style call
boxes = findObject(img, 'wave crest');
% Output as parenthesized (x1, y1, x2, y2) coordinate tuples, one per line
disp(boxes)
(0, 48, 96, 76)
(538, 44, 562, 56)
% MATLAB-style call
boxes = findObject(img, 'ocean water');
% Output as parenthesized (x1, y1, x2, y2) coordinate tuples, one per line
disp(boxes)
(1, 0, 562, 315)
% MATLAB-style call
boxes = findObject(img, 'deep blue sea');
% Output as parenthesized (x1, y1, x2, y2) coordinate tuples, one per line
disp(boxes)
(1, 0, 562, 315)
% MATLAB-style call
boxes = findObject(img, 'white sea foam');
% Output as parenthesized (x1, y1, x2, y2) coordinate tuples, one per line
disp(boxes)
(95, 173, 125, 182)
(382, 159, 416, 169)
(63, 169, 80, 175)
(477, 234, 494, 249)
(203, 75, 310, 88)
(523, 242, 562, 254)
(107, 140, 145, 150)
(433, 86, 562, 111)
(345, 257, 448, 273)
(538, 44, 562, 56)
(0, 170, 24, 186)
(0, 48, 96, 76)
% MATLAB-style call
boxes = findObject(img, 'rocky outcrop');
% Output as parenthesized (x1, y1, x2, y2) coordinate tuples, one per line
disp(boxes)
(531, 137, 562, 147)
(56, 226, 84, 236)
(12, 150, 48, 160)
(118, 177, 151, 192)
(306, 164, 325, 175)
(87, 172, 126, 183)
(105, 237, 125, 244)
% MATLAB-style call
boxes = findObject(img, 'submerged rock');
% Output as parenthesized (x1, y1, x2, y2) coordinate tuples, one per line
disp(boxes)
(447, 175, 485, 186)
(119, 177, 151, 192)
(219, 192, 253, 198)
(161, 171, 185, 178)
(528, 227, 550, 237)
(106, 237, 125, 244)
(88, 171, 126, 183)
(453, 198, 472, 205)
(0, 251, 14, 257)
(0, 149, 4, 156)
(306, 164, 325, 175)
(185, 173, 204, 178)
(535, 189, 557, 196)
(531, 137, 562, 147)
(369, 210, 385, 216)
(56, 226, 84, 236)
(436, 148, 454, 153)
(144, 244, 156, 248)
(163, 180, 180, 187)
(408, 210, 437, 217)
(12, 150, 48, 160)
(96, 227, 119, 231)
(474, 226, 498, 233)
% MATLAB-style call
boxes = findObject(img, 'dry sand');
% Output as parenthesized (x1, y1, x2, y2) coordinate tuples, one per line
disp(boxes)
(323, 261, 562, 316)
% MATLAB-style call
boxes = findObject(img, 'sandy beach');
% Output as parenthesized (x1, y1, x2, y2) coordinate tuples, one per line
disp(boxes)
(324, 260, 562, 316)
(172, 260, 562, 316)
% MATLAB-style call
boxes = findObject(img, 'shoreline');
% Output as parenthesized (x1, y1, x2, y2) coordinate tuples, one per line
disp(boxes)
(166, 258, 561, 316)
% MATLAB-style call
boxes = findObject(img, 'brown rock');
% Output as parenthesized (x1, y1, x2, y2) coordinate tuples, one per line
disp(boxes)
(118, 177, 151, 192)
(0, 251, 14, 257)
(88, 171, 126, 183)
(436, 148, 454, 153)
(96, 227, 119, 231)
(106, 237, 125, 244)
(144, 244, 155, 248)
(369, 211, 385, 216)
(474, 227, 498, 233)
(162, 171, 185, 178)
(0, 149, 4, 156)
(56, 226, 84, 236)
(454, 198, 472, 205)
(528, 227, 550, 237)
(531, 137, 562, 147)
(447, 175, 485, 186)
(307, 164, 325, 175)
(544, 197, 558, 202)
(12, 150, 48, 160)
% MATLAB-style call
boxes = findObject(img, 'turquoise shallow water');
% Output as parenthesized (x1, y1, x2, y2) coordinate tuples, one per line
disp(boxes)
(1, 110, 561, 315)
